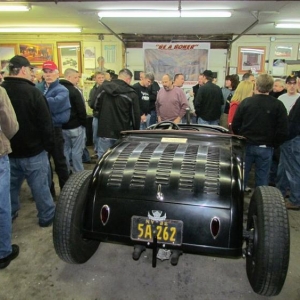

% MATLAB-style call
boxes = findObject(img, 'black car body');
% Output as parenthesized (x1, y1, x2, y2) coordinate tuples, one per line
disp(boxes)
(53, 122, 290, 297)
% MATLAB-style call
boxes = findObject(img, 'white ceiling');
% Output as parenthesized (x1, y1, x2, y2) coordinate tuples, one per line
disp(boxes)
(1, 1, 300, 36)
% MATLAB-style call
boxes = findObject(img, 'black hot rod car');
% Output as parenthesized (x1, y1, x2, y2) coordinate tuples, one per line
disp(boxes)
(53, 122, 290, 297)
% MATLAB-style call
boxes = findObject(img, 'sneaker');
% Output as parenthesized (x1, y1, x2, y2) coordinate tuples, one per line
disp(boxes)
(39, 217, 54, 227)
(285, 201, 300, 210)
(0, 245, 19, 269)
(245, 186, 252, 192)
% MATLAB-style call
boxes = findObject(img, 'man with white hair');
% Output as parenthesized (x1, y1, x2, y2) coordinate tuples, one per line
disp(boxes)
(269, 78, 286, 98)
(36, 61, 71, 197)
(60, 68, 87, 173)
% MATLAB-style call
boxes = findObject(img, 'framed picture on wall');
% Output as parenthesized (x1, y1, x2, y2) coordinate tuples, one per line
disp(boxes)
(19, 43, 53, 64)
(237, 46, 266, 74)
(274, 45, 292, 58)
(0, 44, 17, 70)
(57, 42, 82, 76)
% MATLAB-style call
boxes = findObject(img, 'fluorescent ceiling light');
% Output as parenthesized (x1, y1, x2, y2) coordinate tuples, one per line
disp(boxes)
(98, 10, 231, 18)
(0, 27, 82, 33)
(181, 11, 232, 18)
(275, 23, 300, 28)
(0, 5, 31, 12)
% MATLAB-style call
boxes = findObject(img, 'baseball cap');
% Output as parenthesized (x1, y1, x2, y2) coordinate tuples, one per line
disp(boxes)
(9, 55, 34, 69)
(203, 70, 214, 78)
(286, 75, 297, 84)
(42, 61, 58, 71)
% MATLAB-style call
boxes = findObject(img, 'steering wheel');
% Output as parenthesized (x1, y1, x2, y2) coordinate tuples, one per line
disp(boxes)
(152, 121, 180, 130)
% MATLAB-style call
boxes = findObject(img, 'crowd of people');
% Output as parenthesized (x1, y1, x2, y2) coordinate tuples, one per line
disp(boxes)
(1, 53, 299, 271)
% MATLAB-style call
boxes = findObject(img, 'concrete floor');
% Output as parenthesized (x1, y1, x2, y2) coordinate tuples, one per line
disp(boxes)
(0, 155, 300, 300)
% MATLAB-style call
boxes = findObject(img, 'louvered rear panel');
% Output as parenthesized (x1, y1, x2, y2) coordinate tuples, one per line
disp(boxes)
(106, 142, 222, 196)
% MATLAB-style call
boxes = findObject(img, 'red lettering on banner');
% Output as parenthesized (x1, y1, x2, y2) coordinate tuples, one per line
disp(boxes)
(174, 44, 199, 50)
(156, 44, 199, 50)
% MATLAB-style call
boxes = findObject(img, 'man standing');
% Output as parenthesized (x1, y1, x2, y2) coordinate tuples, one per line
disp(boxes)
(278, 75, 299, 113)
(269, 78, 286, 99)
(192, 74, 204, 98)
(156, 74, 188, 123)
(242, 72, 256, 85)
(1, 55, 55, 227)
(95, 68, 140, 158)
(88, 71, 105, 157)
(194, 70, 224, 125)
(277, 88, 300, 209)
(232, 74, 288, 189)
(0, 86, 19, 269)
(173, 73, 185, 88)
(132, 72, 154, 129)
(95, 56, 107, 73)
(148, 75, 160, 126)
(60, 68, 87, 173)
(36, 61, 71, 196)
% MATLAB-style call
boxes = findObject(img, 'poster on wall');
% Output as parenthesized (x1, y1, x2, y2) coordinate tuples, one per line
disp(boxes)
(19, 43, 53, 64)
(84, 46, 96, 69)
(0, 44, 17, 70)
(143, 42, 210, 86)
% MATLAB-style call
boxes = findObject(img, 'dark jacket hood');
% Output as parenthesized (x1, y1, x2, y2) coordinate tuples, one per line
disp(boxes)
(101, 79, 136, 96)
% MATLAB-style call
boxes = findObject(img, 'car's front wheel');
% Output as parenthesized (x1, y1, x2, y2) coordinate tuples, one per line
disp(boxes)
(246, 186, 290, 296)
(53, 170, 100, 264)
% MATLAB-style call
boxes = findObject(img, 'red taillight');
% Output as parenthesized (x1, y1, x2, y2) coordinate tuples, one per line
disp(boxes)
(210, 217, 220, 239)
(100, 205, 110, 226)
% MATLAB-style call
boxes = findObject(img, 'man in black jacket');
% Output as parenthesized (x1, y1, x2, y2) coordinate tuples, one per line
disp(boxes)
(194, 70, 223, 125)
(95, 68, 140, 158)
(132, 72, 154, 129)
(1, 55, 55, 227)
(232, 74, 288, 190)
(88, 71, 105, 157)
(60, 68, 87, 173)
(277, 90, 300, 209)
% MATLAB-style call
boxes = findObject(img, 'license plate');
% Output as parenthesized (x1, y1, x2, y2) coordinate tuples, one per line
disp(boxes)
(131, 216, 183, 245)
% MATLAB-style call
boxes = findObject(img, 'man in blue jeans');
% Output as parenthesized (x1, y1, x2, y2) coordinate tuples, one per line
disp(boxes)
(60, 68, 87, 173)
(2, 55, 55, 227)
(277, 91, 300, 209)
(232, 74, 288, 190)
(95, 69, 140, 158)
(36, 61, 70, 197)
(0, 86, 19, 269)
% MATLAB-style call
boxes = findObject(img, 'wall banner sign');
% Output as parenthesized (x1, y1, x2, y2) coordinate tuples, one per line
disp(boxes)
(143, 42, 210, 86)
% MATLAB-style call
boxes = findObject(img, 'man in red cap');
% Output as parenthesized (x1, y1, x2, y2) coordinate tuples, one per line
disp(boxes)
(36, 61, 71, 198)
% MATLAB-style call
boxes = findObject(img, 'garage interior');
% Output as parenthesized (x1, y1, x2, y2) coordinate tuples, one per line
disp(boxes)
(1, 1, 300, 299)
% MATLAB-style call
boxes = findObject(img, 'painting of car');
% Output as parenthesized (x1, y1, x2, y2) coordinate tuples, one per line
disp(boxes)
(53, 121, 289, 297)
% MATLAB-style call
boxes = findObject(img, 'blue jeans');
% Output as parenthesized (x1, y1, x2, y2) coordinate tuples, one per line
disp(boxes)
(92, 117, 99, 152)
(97, 137, 117, 158)
(276, 157, 290, 197)
(182, 114, 197, 124)
(197, 117, 219, 125)
(62, 126, 85, 173)
(10, 151, 55, 224)
(148, 110, 157, 126)
(244, 144, 273, 188)
(140, 122, 147, 130)
(0, 155, 12, 259)
(277, 136, 300, 205)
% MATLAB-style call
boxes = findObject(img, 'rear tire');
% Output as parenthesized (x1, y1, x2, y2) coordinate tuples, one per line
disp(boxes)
(246, 186, 290, 296)
(53, 170, 100, 264)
